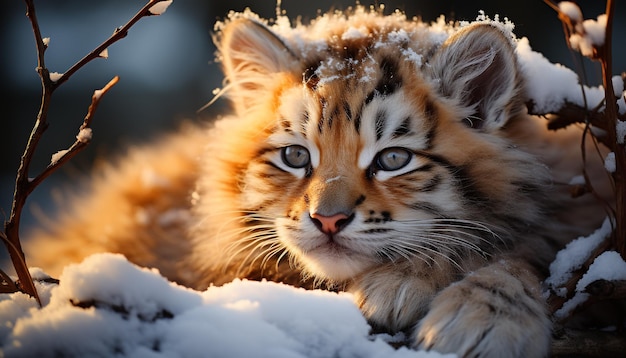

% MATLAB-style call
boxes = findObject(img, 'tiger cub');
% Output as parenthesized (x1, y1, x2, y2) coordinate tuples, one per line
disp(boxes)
(26, 7, 608, 357)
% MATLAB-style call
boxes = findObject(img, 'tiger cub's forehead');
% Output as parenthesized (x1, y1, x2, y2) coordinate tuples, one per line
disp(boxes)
(272, 45, 439, 169)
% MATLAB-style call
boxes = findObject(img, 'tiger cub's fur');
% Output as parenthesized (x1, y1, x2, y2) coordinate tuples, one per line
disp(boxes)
(26, 8, 609, 357)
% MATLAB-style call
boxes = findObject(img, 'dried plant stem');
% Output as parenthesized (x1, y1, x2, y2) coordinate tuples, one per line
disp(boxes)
(543, 0, 625, 325)
(599, 0, 626, 259)
(2, 0, 170, 305)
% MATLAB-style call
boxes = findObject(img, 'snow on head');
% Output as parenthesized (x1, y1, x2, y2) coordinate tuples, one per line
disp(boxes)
(0, 254, 452, 358)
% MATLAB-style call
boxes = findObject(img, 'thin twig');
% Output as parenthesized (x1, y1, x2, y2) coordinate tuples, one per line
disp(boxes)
(28, 76, 119, 191)
(51, 0, 170, 89)
(599, 0, 626, 259)
(2, 0, 171, 305)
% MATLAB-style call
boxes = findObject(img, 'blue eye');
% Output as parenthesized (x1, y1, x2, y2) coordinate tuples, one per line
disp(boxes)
(281, 145, 310, 168)
(376, 147, 412, 171)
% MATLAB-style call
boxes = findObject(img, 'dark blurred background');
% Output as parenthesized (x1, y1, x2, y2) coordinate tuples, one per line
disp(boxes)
(1, 1, 624, 270)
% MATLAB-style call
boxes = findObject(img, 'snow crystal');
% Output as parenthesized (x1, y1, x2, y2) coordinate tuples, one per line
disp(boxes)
(0, 254, 452, 358)
(460, 10, 515, 35)
(617, 120, 626, 144)
(545, 217, 613, 291)
(401, 48, 423, 68)
(148, 0, 173, 16)
(604, 152, 616, 173)
(558, 2, 583, 23)
(42, 37, 50, 46)
(76, 127, 92, 143)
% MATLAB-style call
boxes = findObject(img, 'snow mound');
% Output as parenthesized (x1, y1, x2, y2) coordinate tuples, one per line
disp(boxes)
(0, 253, 452, 358)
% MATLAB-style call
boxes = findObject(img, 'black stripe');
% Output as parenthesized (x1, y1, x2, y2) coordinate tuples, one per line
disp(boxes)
(423, 100, 438, 149)
(419, 173, 442, 192)
(376, 57, 401, 97)
(303, 61, 321, 90)
(318, 116, 324, 134)
(344, 102, 352, 121)
(301, 111, 309, 138)
(392, 116, 412, 138)
(408, 202, 446, 217)
(452, 165, 489, 206)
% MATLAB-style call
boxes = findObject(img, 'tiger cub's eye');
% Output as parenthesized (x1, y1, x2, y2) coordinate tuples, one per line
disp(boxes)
(281, 145, 311, 168)
(376, 147, 412, 171)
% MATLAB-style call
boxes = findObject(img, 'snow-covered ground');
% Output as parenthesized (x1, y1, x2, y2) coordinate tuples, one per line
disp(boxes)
(0, 254, 452, 358)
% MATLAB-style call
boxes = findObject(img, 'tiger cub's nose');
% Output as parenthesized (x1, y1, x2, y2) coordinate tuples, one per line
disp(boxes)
(309, 212, 354, 234)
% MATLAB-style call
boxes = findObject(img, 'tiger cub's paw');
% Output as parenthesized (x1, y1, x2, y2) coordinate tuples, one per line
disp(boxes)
(414, 264, 551, 358)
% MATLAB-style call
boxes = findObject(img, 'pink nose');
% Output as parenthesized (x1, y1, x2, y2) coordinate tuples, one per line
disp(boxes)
(310, 212, 351, 234)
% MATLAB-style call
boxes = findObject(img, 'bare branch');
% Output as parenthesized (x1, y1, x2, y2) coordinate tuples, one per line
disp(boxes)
(29, 76, 119, 191)
(3, 0, 171, 305)
(51, 0, 171, 89)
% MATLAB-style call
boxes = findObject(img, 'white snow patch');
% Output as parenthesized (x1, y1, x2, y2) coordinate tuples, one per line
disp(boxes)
(76, 127, 92, 143)
(49, 72, 63, 82)
(604, 152, 616, 173)
(555, 251, 626, 319)
(341, 26, 368, 40)
(0, 254, 453, 358)
(545, 217, 613, 292)
(401, 47, 423, 68)
(617, 120, 626, 144)
(576, 251, 626, 292)
(554, 291, 589, 320)
(558, 2, 583, 23)
(612, 75, 624, 97)
(50, 149, 69, 165)
(148, 0, 173, 16)
(568, 175, 586, 185)
(516, 37, 605, 113)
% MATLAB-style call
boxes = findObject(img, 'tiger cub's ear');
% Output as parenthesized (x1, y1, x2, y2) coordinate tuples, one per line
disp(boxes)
(429, 24, 524, 131)
(217, 18, 300, 115)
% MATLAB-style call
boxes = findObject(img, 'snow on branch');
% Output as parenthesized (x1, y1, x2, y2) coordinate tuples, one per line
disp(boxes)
(539, 1, 626, 329)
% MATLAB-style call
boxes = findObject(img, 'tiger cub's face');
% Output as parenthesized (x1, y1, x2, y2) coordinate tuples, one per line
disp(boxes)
(211, 13, 544, 284)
